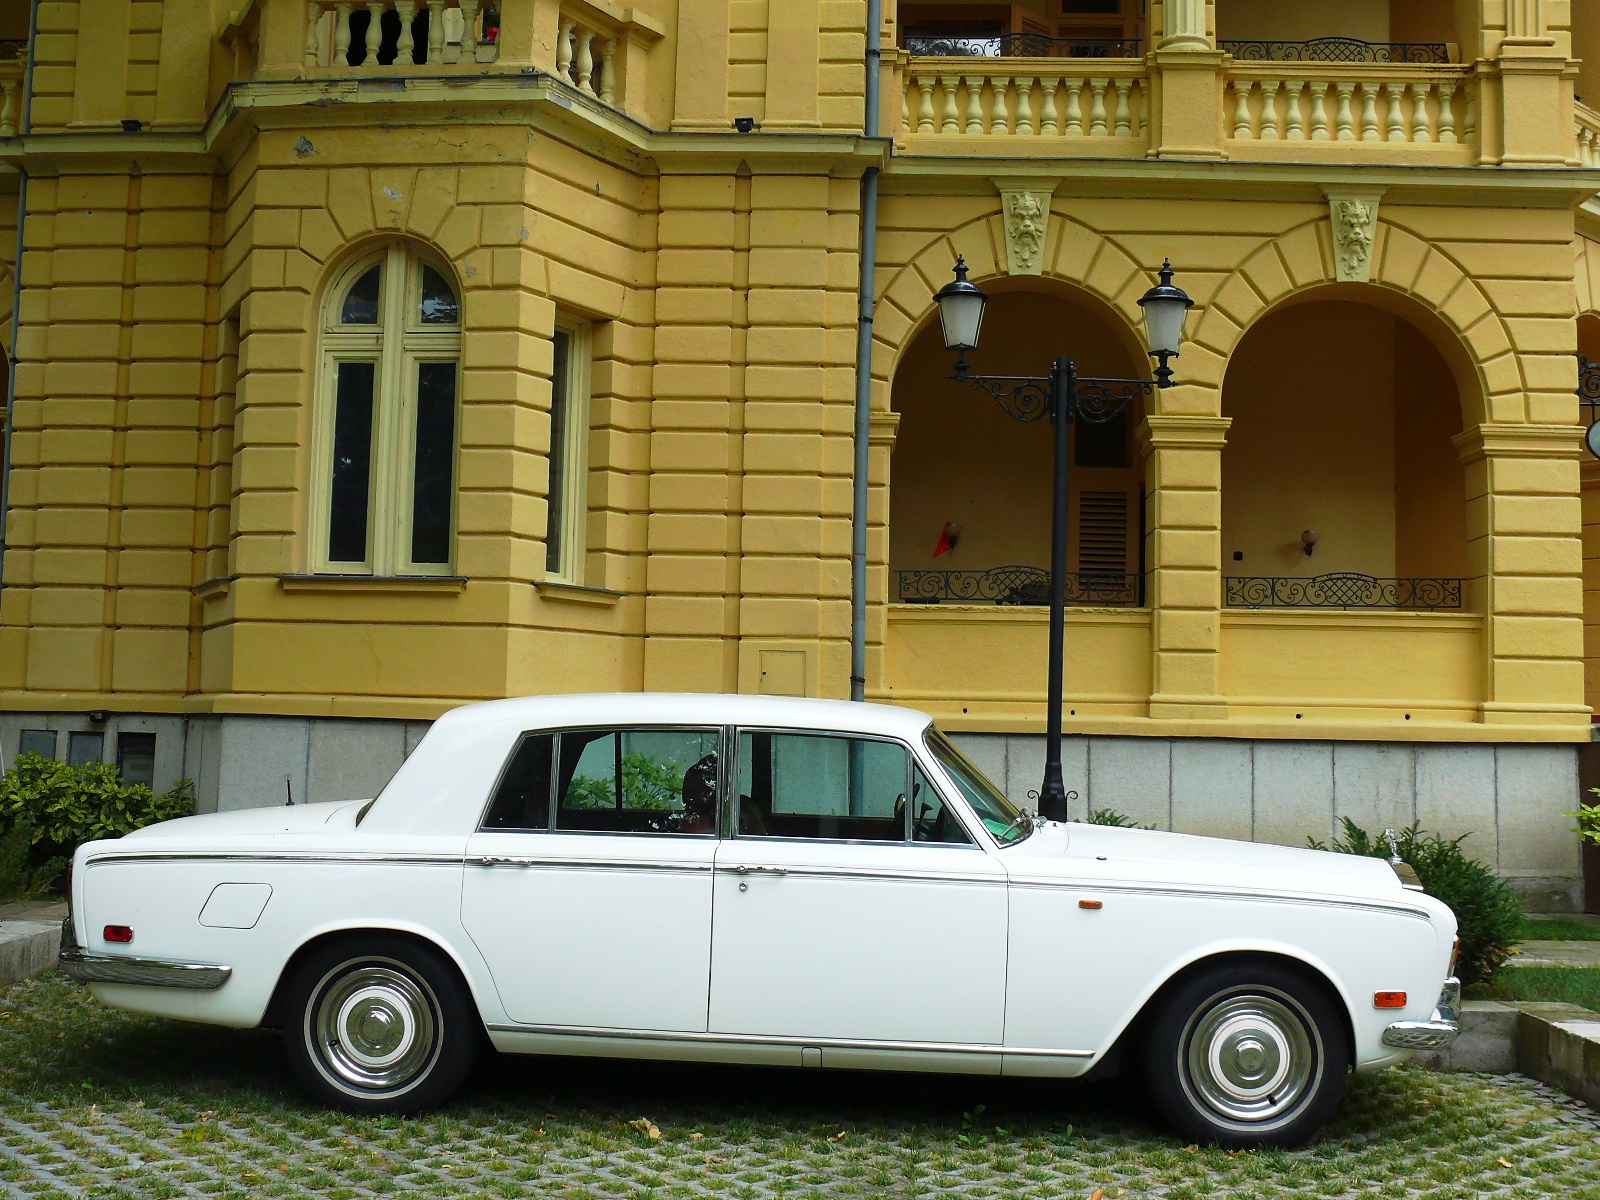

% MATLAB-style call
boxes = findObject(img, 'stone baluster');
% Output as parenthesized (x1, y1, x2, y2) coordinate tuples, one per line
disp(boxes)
(1039, 77, 1060, 136)
(395, 1, 415, 63)
(1113, 77, 1132, 136)
(1258, 79, 1280, 139)
(460, 0, 479, 56)
(334, 2, 354, 65)
(1283, 79, 1304, 139)
(0, 77, 17, 138)
(363, 2, 383, 66)
(573, 25, 595, 94)
(939, 75, 960, 134)
(427, 0, 445, 62)
(990, 77, 1011, 135)
(1308, 81, 1329, 140)
(898, 80, 911, 138)
(1014, 77, 1033, 136)
(913, 75, 934, 134)
(1437, 81, 1457, 144)
(1410, 81, 1433, 142)
(1088, 78, 1108, 135)
(1333, 81, 1356, 140)
(596, 38, 616, 103)
(963, 76, 984, 134)
(1231, 80, 1251, 138)
(556, 14, 574, 81)
(1359, 83, 1379, 141)
(304, 2, 323, 67)
(1463, 85, 1477, 141)
(1384, 82, 1405, 141)
(1064, 79, 1084, 136)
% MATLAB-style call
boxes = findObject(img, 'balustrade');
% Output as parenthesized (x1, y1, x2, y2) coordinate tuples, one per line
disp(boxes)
(898, 60, 1147, 147)
(0, 60, 21, 138)
(303, 1, 497, 69)
(1576, 102, 1600, 167)
(1226, 67, 1474, 147)
(555, 7, 618, 105)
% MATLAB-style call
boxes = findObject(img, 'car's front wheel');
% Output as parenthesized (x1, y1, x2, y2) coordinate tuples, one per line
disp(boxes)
(1143, 961, 1350, 1148)
(282, 935, 480, 1114)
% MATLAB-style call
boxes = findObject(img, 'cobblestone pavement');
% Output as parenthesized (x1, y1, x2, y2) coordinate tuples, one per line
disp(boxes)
(4, 975, 1600, 1199)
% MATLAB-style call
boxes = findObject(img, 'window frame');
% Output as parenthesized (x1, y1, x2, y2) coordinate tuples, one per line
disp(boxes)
(545, 316, 592, 584)
(477, 723, 727, 839)
(312, 244, 463, 577)
(728, 726, 984, 848)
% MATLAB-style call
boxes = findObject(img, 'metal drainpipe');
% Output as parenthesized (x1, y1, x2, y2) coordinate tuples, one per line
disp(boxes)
(848, 0, 883, 702)
(0, 0, 40, 594)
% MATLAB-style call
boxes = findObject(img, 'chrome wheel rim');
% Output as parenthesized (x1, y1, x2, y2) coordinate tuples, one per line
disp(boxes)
(309, 958, 440, 1095)
(1180, 986, 1322, 1130)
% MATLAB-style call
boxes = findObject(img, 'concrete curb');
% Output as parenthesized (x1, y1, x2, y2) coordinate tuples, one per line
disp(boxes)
(1417, 999, 1600, 1109)
(0, 920, 63, 990)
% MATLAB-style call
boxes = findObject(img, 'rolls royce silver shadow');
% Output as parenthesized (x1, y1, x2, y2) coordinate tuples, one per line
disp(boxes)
(62, 694, 1460, 1147)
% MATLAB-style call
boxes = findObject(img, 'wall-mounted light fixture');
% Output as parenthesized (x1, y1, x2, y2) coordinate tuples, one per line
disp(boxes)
(1301, 529, 1320, 557)
(87, 710, 108, 724)
(733, 116, 756, 133)
(120, 119, 142, 133)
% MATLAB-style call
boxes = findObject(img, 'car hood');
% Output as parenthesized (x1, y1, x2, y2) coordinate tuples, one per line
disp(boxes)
(1008, 820, 1419, 906)
(117, 799, 370, 841)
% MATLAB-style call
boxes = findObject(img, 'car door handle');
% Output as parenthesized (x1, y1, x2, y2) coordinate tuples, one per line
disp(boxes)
(731, 864, 788, 876)
(476, 856, 528, 868)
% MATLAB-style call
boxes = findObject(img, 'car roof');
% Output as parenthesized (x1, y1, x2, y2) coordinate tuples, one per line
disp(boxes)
(434, 693, 937, 741)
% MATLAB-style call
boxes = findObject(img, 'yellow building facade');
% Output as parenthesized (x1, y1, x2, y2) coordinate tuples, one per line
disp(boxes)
(1, 0, 1598, 907)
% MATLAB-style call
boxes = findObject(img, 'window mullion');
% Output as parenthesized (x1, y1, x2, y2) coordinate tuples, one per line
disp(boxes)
(371, 245, 410, 574)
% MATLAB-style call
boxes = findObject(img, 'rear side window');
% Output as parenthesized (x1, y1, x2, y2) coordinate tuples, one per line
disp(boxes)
(482, 734, 555, 830)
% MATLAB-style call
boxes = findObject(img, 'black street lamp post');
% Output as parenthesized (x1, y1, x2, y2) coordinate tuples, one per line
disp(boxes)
(932, 258, 1193, 822)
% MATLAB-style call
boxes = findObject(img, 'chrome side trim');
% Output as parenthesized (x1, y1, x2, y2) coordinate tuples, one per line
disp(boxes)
(715, 864, 1002, 887)
(58, 947, 232, 991)
(1007, 877, 1433, 921)
(1381, 977, 1461, 1050)
(474, 856, 712, 873)
(484, 1021, 1094, 1059)
(84, 852, 464, 869)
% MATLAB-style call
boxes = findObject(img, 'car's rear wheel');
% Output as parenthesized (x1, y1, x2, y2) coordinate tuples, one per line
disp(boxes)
(282, 935, 480, 1113)
(1143, 961, 1349, 1148)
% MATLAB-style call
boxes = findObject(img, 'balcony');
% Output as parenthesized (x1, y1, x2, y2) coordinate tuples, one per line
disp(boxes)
(300, 1, 501, 71)
(0, 47, 21, 139)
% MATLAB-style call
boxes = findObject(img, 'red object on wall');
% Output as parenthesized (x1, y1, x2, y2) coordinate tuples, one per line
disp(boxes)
(933, 522, 960, 558)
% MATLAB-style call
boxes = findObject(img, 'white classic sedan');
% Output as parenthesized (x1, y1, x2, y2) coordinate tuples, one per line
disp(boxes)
(61, 694, 1460, 1147)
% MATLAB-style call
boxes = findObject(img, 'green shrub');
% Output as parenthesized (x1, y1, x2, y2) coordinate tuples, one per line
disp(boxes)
(1086, 807, 1155, 830)
(1566, 792, 1600, 846)
(1309, 818, 1522, 986)
(0, 753, 195, 898)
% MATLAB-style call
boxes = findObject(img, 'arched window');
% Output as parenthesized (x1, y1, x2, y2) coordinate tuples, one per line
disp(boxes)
(315, 244, 462, 575)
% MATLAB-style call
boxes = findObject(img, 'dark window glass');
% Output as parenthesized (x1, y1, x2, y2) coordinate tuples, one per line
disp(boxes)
(328, 361, 377, 563)
(341, 266, 381, 324)
(482, 734, 555, 830)
(116, 732, 157, 788)
(410, 9, 431, 63)
(911, 765, 973, 845)
(735, 732, 909, 842)
(1061, 0, 1120, 12)
(411, 362, 457, 564)
(554, 728, 720, 835)
(67, 731, 104, 767)
(546, 329, 572, 574)
(18, 729, 55, 760)
(1074, 410, 1128, 468)
(420, 266, 459, 324)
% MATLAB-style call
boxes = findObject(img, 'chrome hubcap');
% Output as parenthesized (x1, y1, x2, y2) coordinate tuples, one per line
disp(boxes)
(1182, 988, 1321, 1129)
(311, 960, 439, 1094)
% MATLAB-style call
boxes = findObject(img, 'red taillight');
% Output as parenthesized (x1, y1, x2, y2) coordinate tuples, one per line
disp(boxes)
(1450, 938, 1460, 975)
(1373, 991, 1407, 1009)
(103, 925, 133, 944)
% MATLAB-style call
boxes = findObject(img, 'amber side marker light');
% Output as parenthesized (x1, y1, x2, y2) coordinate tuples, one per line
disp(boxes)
(103, 926, 133, 944)
(1078, 899, 1103, 910)
(1373, 991, 1407, 1009)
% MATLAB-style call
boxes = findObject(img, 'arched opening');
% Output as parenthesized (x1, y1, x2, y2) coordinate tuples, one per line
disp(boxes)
(890, 285, 1147, 605)
(1221, 295, 1470, 606)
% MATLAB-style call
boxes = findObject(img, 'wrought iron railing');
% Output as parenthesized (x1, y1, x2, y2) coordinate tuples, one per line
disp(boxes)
(898, 566, 1143, 607)
(903, 33, 1142, 59)
(1225, 574, 1463, 610)
(1580, 355, 1600, 407)
(1221, 38, 1450, 64)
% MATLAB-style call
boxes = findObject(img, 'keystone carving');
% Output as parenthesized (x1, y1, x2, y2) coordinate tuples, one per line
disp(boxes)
(1325, 189, 1383, 283)
(996, 184, 1055, 276)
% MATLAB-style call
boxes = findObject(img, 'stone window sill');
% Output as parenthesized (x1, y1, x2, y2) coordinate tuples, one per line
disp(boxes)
(278, 574, 468, 595)
(536, 580, 625, 606)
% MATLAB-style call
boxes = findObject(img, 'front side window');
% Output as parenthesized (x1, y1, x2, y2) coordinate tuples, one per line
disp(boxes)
(316, 244, 462, 575)
(925, 730, 1030, 844)
(481, 727, 721, 835)
(735, 731, 918, 842)
(545, 320, 591, 582)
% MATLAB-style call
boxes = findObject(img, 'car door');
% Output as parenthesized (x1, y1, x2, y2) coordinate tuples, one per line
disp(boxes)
(461, 724, 722, 1032)
(708, 729, 1009, 1046)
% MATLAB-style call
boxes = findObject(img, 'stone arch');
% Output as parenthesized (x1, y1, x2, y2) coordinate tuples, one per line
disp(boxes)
(1200, 217, 1507, 428)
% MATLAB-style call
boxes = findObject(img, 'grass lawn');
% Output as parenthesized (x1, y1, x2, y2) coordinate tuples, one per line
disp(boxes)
(4, 973, 1600, 1198)
(1471, 966, 1600, 1014)
(1518, 917, 1600, 942)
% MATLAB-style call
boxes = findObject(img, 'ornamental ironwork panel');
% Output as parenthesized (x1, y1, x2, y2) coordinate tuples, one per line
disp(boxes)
(898, 567, 1142, 607)
(1225, 574, 1463, 610)
(1220, 38, 1450, 64)
(1580, 355, 1600, 406)
(903, 33, 1142, 59)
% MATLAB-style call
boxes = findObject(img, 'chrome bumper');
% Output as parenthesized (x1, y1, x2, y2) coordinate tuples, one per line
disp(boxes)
(58, 921, 231, 991)
(1381, 976, 1461, 1050)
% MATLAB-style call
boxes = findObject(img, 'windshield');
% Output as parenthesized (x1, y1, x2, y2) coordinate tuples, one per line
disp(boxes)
(924, 729, 1031, 845)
